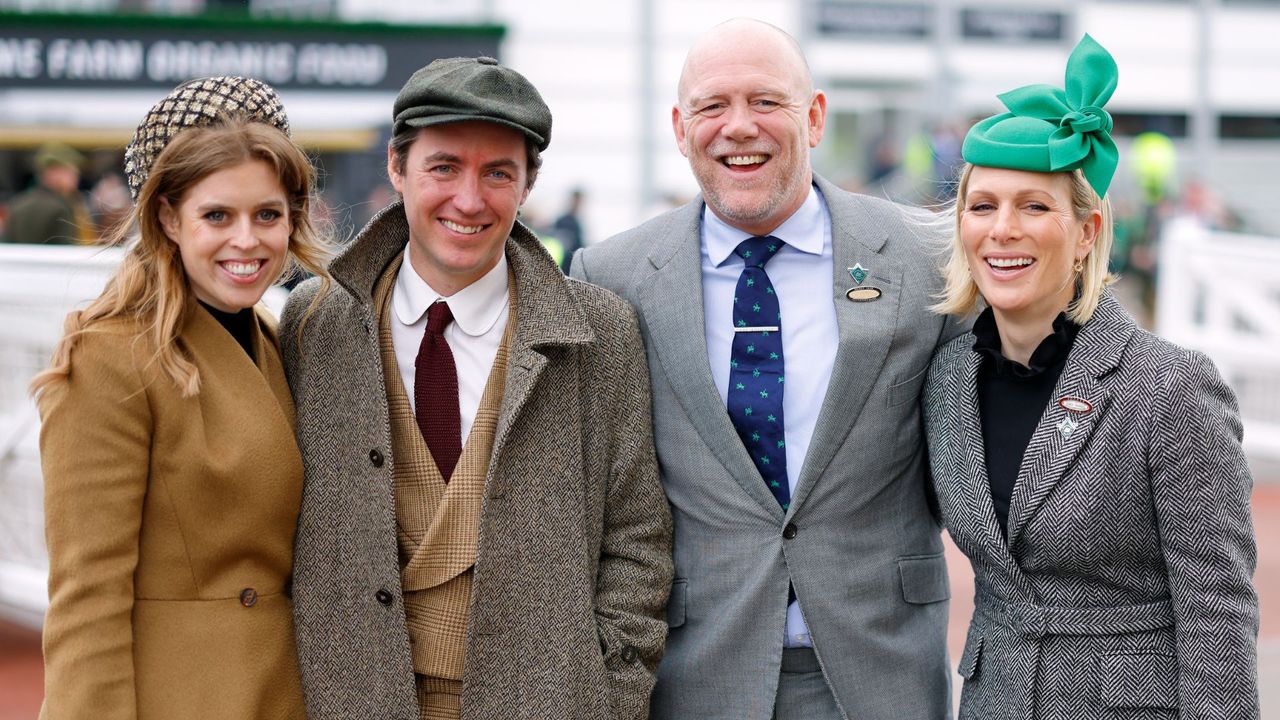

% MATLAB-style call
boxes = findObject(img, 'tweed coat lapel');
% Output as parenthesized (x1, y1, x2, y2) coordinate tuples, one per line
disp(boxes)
(1005, 291, 1133, 554)
(637, 200, 783, 518)
(788, 177, 901, 516)
(948, 346, 1014, 558)
(490, 223, 595, 464)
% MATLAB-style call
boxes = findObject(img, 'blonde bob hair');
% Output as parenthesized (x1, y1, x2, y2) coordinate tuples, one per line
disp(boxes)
(932, 164, 1116, 325)
(32, 119, 330, 398)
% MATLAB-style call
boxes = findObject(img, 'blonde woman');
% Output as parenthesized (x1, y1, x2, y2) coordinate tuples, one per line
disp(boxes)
(923, 37, 1258, 718)
(32, 77, 327, 719)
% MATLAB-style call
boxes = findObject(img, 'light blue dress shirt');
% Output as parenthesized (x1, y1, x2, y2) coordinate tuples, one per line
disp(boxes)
(701, 185, 837, 648)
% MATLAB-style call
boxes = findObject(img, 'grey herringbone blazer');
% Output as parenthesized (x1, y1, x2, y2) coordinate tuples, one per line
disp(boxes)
(279, 203, 673, 720)
(572, 176, 963, 720)
(923, 290, 1259, 720)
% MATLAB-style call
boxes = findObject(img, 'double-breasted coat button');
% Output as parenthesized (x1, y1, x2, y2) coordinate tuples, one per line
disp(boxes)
(619, 645, 638, 663)
(782, 523, 798, 539)
(239, 588, 258, 607)
(369, 449, 384, 467)
(375, 589, 394, 606)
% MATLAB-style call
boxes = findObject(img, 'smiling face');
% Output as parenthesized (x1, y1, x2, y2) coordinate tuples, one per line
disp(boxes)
(960, 166, 1101, 329)
(389, 121, 530, 296)
(159, 159, 290, 313)
(673, 20, 826, 236)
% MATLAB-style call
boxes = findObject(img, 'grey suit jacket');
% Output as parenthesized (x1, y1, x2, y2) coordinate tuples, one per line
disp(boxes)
(923, 290, 1259, 720)
(280, 202, 673, 720)
(571, 176, 962, 720)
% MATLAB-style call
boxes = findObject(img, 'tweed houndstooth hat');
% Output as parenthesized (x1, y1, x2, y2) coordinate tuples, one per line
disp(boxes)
(124, 76, 290, 200)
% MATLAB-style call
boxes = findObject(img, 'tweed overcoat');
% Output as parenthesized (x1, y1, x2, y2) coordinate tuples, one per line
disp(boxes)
(278, 202, 673, 720)
(571, 176, 965, 720)
(38, 301, 306, 720)
(923, 290, 1258, 720)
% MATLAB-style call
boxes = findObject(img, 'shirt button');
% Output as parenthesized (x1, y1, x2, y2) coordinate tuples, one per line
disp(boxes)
(369, 449, 384, 467)
(375, 589, 394, 606)
(782, 523, 798, 539)
(240, 588, 258, 607)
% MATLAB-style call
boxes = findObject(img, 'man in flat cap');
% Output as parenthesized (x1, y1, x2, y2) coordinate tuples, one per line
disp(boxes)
(572, 20, 961, 720)
(280, 57, 672, 720)
(2, 142, 91, 244)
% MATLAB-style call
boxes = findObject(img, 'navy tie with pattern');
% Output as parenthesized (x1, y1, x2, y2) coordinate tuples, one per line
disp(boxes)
(727, 235, 789, 511)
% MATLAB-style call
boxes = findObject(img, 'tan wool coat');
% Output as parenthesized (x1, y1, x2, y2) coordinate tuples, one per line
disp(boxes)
(38, 300, 306, 720)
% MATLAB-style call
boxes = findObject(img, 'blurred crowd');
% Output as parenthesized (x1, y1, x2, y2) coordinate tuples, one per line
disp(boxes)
(2, 130, 1252, 303)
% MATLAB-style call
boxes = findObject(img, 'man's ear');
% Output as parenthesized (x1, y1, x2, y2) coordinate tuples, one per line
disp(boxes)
(807, 90, 828, 148)
(387, 142, 405, 194)
(672, 105, 689, 158)
(158, 197, 180, 243)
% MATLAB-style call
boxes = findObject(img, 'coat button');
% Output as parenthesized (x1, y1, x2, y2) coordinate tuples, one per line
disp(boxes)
(375, 589, 394, 606)
(619, 644, 638, 663)
(240, 588, 258, 607)
(369, 449, 384, 467)
(782, 523, 798, 539)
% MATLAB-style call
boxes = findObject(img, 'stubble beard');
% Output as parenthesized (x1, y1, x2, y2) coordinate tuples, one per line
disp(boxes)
(692, 149, 810, 232)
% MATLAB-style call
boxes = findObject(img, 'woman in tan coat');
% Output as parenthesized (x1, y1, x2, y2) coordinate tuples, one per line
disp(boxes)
(32, 76, 328, 719)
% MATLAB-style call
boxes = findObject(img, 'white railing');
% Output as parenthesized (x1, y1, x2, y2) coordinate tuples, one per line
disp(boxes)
(0, 244, 125, 627)
(1157, 217, 1280, 461)
(0, 244, 287, 627)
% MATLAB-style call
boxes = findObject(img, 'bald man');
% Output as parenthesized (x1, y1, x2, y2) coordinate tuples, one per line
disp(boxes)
(572, 19, 963, 720)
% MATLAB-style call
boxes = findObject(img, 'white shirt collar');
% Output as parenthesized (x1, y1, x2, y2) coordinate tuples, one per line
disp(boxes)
(703, 184, 825, 267)
(392, 244, 509, 337)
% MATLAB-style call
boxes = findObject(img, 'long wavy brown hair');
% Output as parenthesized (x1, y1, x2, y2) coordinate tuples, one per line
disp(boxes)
(31, 119, 330, 398)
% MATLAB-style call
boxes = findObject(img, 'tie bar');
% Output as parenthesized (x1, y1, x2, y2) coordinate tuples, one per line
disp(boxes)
(734, 325, 780, 333)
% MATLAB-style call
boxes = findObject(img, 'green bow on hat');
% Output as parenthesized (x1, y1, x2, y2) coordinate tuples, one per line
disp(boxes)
(962, 34, 1120, 197)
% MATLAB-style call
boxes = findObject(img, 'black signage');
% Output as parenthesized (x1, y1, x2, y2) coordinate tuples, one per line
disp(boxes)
(817, 1, 933, 39)
(0, 14, 502, 91)
(961, 8, 1066, 42)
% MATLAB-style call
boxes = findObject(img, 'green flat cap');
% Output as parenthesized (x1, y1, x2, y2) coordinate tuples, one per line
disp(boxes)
(392, 56, 552, 151)
(963, 34, 1119, 197)
(35, 142, 84, 171)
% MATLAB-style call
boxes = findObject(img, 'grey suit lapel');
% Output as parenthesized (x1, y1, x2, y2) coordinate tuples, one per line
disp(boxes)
(1005, 291, 1133, 553)
(788, 179, 900, 515)
(639, 202, 784, 518)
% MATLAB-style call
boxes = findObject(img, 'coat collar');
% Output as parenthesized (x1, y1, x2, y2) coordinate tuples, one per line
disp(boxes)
(330, 199, 594, 350)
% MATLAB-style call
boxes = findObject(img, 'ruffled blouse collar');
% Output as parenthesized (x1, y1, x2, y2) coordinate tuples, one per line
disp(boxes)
(972, 306, 1079, 379)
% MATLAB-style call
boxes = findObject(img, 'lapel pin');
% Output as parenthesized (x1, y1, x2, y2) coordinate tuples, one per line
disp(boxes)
(846, 287, 882, 302)
(1057, 396, 1093, 414)
(848, 264, 869, 285)
(1056, 416, 1079, 438)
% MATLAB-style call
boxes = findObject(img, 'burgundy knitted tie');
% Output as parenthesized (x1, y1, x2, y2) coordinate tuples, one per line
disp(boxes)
(414, 301, 462, 482)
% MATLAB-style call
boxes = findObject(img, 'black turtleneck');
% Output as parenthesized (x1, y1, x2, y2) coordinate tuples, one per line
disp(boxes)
(972, 307, 1079, 537)
(199, 301, 256, 362)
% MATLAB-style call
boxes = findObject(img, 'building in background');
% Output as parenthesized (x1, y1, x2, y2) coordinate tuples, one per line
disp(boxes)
(3, 0, 1279, 239)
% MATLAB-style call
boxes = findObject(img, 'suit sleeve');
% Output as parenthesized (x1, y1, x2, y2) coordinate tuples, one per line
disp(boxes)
(38, 328, 152, 720)
(1149, 349, 1258, 718)
(592, 303, 674, 720)
(568, 247, 590, 283)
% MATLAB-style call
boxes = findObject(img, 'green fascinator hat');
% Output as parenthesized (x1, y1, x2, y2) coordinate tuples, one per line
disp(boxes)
(962, 34, 1119, 197)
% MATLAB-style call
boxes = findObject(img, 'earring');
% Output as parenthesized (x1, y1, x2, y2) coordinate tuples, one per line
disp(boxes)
(1074, 260, 1084, 273)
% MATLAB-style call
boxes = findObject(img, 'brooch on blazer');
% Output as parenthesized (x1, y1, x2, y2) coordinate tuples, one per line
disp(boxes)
(1055, 396, 1093, 438)
(846, 264, 882, 302)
